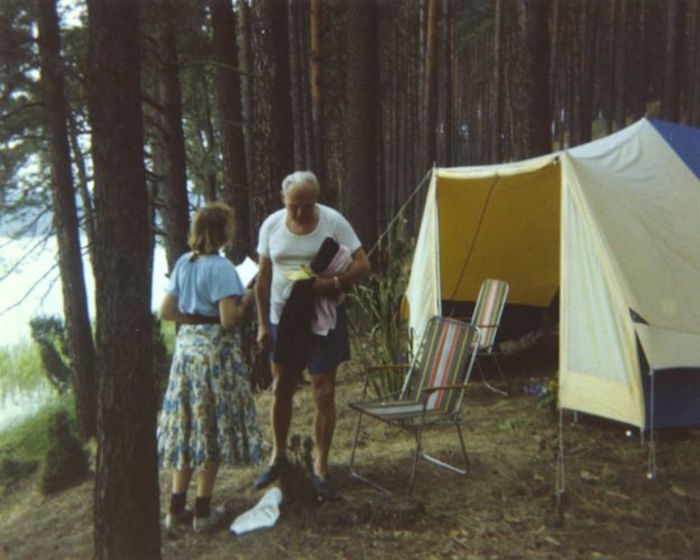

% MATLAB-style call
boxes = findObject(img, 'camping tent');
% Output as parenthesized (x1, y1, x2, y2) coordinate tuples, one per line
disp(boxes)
(405, 118, 700, 430)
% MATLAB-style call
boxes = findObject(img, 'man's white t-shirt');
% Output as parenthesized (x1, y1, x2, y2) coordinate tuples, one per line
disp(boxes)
(257, 204, 362, 324)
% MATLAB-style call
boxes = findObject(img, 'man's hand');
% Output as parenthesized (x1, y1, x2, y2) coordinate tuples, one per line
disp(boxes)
(257, 323, 272, 352)
(312, 276, 342, 298)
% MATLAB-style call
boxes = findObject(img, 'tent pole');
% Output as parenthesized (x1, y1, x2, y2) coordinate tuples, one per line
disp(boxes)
(555, 407, 566, 507)
(646, 370, 657, 480)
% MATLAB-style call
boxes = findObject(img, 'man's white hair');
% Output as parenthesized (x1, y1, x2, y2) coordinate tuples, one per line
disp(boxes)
(281, 170, 320, 195)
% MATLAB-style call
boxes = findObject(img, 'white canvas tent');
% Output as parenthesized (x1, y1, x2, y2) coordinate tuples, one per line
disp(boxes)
(405, 118, 700, 430)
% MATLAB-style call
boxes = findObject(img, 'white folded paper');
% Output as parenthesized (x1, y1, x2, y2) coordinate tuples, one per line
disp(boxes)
(235, 256, 259, 288)
(229, 486, 282, 535)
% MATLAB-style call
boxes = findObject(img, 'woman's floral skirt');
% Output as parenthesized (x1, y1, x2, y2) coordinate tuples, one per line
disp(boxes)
(157, 324, 262, 470)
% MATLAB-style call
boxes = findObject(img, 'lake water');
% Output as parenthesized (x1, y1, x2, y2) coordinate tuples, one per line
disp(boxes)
(0, 388, 52, 431)
(0, 237, 169, 428)
(0, 236, 169, 346)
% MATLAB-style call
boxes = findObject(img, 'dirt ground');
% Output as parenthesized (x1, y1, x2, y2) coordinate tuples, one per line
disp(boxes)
(2, 342, 700, 559)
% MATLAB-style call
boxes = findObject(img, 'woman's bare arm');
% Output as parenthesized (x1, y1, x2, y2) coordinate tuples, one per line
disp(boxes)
(219, 289, 255, 330)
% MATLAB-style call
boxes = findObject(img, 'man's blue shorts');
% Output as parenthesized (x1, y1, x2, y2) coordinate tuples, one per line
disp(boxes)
(270, 305, 350, 374)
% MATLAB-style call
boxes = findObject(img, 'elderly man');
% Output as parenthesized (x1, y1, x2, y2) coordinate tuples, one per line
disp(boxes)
(254, 170, 370, 498)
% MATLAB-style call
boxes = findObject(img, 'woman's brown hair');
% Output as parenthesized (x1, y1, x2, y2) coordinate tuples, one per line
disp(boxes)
(188, 202, 235, 255)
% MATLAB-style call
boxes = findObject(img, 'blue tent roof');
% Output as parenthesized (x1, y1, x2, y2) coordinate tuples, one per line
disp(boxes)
(649, 118, 700, 180)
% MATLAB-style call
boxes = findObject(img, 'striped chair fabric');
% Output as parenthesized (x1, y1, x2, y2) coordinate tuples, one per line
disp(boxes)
(466, 279, 510, 396)
(349, 316, 481, 495)
(471, 279, 509, 352)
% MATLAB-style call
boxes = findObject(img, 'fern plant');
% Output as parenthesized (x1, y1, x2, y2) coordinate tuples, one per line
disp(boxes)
(348, 222, 413, 398)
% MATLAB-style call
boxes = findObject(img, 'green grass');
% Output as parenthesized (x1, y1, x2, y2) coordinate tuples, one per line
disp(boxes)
(161, 320, 177, 355)
(0, 317, 175, 399)
(0, 317, 174, 486)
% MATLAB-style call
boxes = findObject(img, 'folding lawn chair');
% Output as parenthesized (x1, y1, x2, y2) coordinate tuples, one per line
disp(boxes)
(348, 316, 481, 496)
(470, 279, 510, 396)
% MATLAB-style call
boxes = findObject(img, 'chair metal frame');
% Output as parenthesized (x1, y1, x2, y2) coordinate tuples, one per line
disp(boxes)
(348, 316, 481, 496)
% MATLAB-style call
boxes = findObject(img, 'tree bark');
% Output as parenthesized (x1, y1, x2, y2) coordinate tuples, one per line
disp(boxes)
(153, 0, 190, 270)
(662, 0, 681, 122)
(513, 0, 552, 159)
(210, 0, 250, 261)
(249, 0, 295, 225)
(614, 0, 627, 129)
(491, 0, 504, 162)
(238, 0, 256, 241)
(691, 0, 700, 126)
(605, 0, 616, 133)
(310, 0, 323, 180)
(85, 0, 160, 556)
(629, 0, 648, 120)
(436, 0, 452, 165)
(67, 111, 96, 269)
(344, 0, 379, 250)
(288, 0, 306, 169)
(35, 0, 97, 441)
(422, 0, 438, 168)
(298, 0, 314, 171)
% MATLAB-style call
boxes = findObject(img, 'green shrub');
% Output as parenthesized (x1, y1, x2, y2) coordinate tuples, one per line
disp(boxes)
(349, 223, 413, 398)
(0, 453, 38, 493)
(39, 408, 89, 494)
(0, 395, 73, 459)
(29, 315, 72, 394)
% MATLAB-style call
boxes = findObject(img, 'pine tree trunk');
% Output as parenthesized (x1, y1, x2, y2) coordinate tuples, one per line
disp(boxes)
(188, 58, 219, 202)
(629, 0, 648, 120)
(85, 0, 160, 556)
(662, 0, 681, 122)
(614, 0, 627, 129)
(210, 0, 250, 260)
(491, 0, 503, 162)
(436, 0, 452, 166)
(250, 0, 294, 225)
(423, 0, 438, 168)
(549, 0, 560, 145)
(310, 0, 324, 180)
(67, 111, 96, 270)
(153, 0, 190, 270)
(605, 0, 616, 133)
(35, 0, 97, 441)
(691, 1, 700, 126)
(288, 0, 306, 168)
(513, 0, 552, 159)
(344, 0, 379, 250)
(577, 0, 597, 145)
(299, 0, 314, 170)
(238, 0, 256, 244)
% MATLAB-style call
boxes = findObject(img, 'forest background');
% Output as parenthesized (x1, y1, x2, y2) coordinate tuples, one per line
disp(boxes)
(0, 0, 699, 557)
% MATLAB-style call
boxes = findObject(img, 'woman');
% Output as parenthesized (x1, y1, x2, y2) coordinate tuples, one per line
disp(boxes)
(157, 202, 261, 532)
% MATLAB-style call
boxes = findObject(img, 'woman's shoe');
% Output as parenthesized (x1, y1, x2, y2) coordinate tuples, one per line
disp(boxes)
(164, 507, 193, 531)
(192, 507, 226, 533)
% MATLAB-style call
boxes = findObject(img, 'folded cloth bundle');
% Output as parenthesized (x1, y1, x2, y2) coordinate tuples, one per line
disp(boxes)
(310, 237, 352, 336)
(274, 237, 352, 368)
(310, 237, 341, 274)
